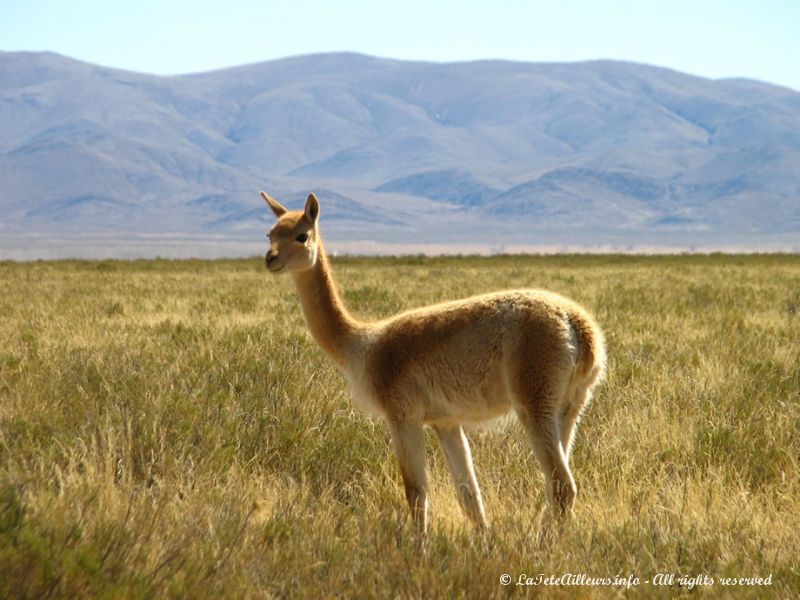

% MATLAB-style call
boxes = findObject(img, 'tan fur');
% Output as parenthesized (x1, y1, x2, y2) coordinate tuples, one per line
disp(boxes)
(262, 191, 606, 531)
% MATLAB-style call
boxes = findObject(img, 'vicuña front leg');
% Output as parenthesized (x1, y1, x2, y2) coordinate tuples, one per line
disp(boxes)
(387, 420, 429, 532)
(434, 425, 487, 528)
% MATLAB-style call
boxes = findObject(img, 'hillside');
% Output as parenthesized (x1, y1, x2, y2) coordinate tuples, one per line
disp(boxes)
(1, 52, 799, 256)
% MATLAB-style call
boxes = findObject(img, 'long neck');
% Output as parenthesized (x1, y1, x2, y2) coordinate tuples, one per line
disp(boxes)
(291, 241, 363, 370)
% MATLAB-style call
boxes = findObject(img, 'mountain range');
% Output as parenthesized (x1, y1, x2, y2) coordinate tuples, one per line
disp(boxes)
(1, 51, 799, 258)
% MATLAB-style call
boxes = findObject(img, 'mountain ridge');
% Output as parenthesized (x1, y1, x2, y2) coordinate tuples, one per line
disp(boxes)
(1, 51, 799, 257)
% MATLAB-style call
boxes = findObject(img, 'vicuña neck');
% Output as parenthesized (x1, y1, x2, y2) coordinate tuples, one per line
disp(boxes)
(291, 241, 364, 370)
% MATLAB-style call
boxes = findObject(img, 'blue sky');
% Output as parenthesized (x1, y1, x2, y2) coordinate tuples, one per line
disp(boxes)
(2, 0, 799, 90)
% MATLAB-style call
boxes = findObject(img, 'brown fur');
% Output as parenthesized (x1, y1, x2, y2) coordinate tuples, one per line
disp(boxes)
(261, 191, 606, 531)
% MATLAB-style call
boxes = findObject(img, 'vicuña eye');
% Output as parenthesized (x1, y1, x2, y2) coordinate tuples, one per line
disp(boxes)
(296, 233, 309, 243)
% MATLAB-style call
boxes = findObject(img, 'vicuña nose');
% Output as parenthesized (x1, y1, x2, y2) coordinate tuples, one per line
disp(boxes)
(265, 250, 278, 265)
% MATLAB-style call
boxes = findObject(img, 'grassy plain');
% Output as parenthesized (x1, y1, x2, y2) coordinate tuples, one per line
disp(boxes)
(0, 254, 798, 598)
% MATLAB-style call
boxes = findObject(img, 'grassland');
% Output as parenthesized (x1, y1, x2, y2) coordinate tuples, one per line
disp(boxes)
(0, 254, 798, 598)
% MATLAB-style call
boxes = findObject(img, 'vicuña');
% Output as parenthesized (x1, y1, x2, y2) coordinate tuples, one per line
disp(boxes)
(261, 191, 606, 531)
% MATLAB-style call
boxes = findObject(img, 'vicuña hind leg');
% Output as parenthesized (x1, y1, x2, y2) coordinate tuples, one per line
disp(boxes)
(387, 420, 429, 532)
(517, 406, 576, 515)
(433, 425, 487, 528)
(559, 381, 591, 462)
(513, 367, 577, 515)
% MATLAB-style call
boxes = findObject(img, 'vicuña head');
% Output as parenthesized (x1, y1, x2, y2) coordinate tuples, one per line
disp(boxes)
(262, 191, 320, 274)
(260, 190, 607, 534)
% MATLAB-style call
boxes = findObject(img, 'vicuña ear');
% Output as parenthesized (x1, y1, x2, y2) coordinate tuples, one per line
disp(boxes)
(304, 193, 320, 224)
(261, 191, 288, 218)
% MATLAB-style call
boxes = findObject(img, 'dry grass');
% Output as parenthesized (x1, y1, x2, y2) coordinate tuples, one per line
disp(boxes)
(1, 254, 798, 598)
